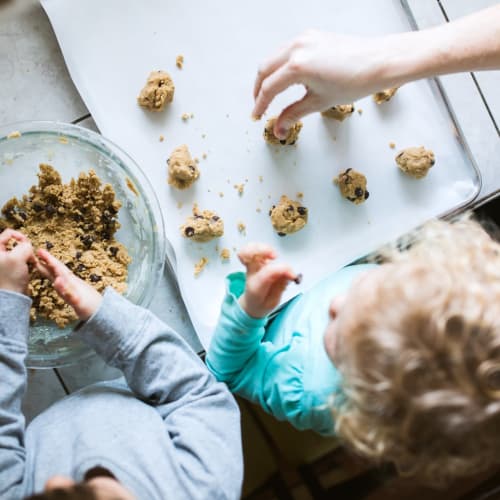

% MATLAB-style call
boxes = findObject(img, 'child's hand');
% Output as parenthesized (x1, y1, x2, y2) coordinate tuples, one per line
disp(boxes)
(238, 243, 297, 318)
(0, 229, 35, 295)
(36, 248, 103, 321)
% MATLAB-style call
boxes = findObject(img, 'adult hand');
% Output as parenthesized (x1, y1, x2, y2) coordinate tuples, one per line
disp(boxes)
(36, 249, 102, 321)
(238, 243, 297, 319)
(0, 229, 35, 294)
(252, 30, 396, 138)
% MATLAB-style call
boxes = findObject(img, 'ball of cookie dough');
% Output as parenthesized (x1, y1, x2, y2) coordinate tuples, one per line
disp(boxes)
(269, 195, 308, 236)
(321, 104, 355, 121)
(334, 168, 369, 205)
(395, 146, 435, 179)
(180, 204, 224, 242)
(372, 87, 398, 104)
(137, 70, 175, 111)
(168, 145, 199, 190)
(263, 117, 302, 146)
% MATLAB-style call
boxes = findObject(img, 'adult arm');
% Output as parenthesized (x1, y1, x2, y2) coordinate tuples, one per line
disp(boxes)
(253, 4, 500, 137)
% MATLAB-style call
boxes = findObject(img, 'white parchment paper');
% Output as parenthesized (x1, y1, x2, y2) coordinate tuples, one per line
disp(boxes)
(41, 0, 479, 346)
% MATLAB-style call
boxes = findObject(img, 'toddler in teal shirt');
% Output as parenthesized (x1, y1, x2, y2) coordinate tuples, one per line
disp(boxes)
(207, 217, 500, 486)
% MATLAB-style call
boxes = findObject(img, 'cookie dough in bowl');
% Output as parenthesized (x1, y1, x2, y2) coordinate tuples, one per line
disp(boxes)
(0, 122, 165, 368)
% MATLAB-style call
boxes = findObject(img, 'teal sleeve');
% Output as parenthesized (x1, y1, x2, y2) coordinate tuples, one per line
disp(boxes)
(207, 273, 320, 430)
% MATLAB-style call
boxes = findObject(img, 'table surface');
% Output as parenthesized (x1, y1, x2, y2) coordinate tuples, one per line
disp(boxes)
(1, 0, 498, 421)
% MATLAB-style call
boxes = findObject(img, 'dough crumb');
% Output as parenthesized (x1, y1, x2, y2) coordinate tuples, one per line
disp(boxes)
(181, 113, 191, 121)
(194, 157, 200, 164)
(395, 146, 435, 179)
(202, 133, 206, 139)
(269, 195, 308, 236)
(237, 222, 246, 234)
(137, 71, 175, 111)
(234, 183, 244, 196)
(194, 257, 208, 276)
(373, 87, 398, 104)
(7, 131, 21, 139)
(256, 208, 261, 213)
(58, 136, 69, 145)
(334, 168, 369, 204)
(180, 204, 224, 242)
(167, 144, 200, 190)
(220, 248, 231, 261)
(126, 178, 139, 197)
(357, 108, 363, 115)
(258, 175, 263, 183)
(219, 192, 224, 198)
(176, 54, 184, 69)
(296, 192, 304, 199)
(264, 117, 302, 146)
(321, 104, 355, 121)
(389, 142, 396, 149)
(202, 153, 207, 159)
(159, 135, 165, 142)
(177, 201, 183, 209)
(0, 164, 131, 327)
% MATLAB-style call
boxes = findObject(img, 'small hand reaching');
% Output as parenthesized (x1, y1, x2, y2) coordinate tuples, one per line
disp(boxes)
(36, 248, 102, 321)
(238, 243, 298, 319)
(0, 229, 35, 295)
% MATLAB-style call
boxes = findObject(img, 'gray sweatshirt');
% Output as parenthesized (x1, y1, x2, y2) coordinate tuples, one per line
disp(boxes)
(0, 288, 243, 499)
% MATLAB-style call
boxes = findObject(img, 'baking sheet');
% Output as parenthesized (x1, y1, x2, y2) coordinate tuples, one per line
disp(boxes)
(41, 0, 479, 347)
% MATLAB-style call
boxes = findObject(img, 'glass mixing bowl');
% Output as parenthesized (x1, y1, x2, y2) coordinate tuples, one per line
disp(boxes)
(0, 122, 165, 368)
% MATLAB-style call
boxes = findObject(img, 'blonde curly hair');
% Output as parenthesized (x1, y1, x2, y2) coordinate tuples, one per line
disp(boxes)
(333, 214, 500, 486)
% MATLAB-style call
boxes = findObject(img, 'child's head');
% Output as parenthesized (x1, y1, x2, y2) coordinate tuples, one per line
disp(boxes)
(324, 215, 500, 485)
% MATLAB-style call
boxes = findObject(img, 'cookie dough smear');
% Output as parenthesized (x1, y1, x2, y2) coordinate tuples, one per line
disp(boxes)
(0, 164, 132, 327)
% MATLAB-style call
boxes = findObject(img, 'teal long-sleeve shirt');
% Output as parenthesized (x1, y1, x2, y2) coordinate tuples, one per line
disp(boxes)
(206, 263, 376, 435)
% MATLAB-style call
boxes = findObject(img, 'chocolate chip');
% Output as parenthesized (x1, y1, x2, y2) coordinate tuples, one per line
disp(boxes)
(293, 273, 303, 285)
(297, 206, 307, 215)
(89, 274, 102, 283)
(290, 141, 296, 146)
(184, 227, 195, 237)
(19, 211, 27, 221)
(347, 197, 357, 202)
(277, 232, 286, 237)
(45, 204, 56, 216)
(354, 187, 364, 198)
(83, 224, 95, 232)
(430, 159, 435, 166)
(166, 158, 170, 164)
(32, 203, 43, 212)
(75, 251, 82, 259)
(344, 168, 352, 174)
(189, 165, 196, 172)
(279, 139, 287, 145)
(45, 241, 54, 250)
(364, 190, 370, 200)
(109, 246, 119, 257)
(287, 205, 294, 212)
(268, 210, 272, 216)
(211, 216, 220, 221)
(72, 213, 83, 222)
(81, 235, 93, 249)
(76, 263, 86, 274)
(194, 215, 204, 220)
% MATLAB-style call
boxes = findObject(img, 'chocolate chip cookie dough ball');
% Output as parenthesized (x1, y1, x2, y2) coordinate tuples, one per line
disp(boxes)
(373, 87, 398, 104)
(269, 195, 308, 236)
(180, 204, 224, 242)
(167, 145, 199, 190)
(395, 146, 435, 179)
(334, 168, 369, 205)
(137, 70, 175, 111)
(263, 117, 302, 146)
(321, 104, 355, 121)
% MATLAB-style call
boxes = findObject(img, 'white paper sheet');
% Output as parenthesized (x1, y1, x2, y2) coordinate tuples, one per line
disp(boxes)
(41, 0, 479, 347)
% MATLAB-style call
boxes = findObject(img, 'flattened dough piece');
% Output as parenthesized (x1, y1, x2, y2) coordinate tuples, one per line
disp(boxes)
(334, 168, 370, 204)
(321, 104, 355, 121)
(137, 70, 175, 111)
(264, 117, 302, 145)
(373, 87, 398, 104)
(180, 204, 224, 242)
(269, 195, 308, 236)
(395, 146, 435, 179)
(168, 145, 200, 189)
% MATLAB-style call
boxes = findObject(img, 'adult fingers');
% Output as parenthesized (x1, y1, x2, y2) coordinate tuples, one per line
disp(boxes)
(253, 41, 294, 100)
(238, 243, 276, 275)
(0, 229, 27, 250)
(274, 92, 320, 138)
(252, 63, 300, 120)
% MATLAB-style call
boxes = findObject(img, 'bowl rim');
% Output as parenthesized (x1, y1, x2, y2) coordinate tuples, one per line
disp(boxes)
(0, 120, 166, 368)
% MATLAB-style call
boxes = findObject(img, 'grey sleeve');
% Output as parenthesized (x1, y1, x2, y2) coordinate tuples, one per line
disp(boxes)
(76, 288, 243, 500)
(0, 291, 31, 500)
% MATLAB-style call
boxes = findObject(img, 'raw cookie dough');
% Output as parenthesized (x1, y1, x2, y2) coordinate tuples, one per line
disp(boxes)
(395, 146, 435, 179)
(167, 145, 200, 190)
(137, 70, 175, 111)
(373, 87, 398, 104)
(334, 168, 370, 204)
(263, 117, 302, 146)
(0, 164, 131, 327)
(180, 204, 224, 242)
(321, 104, 355, 121)
(269, 195, 308, 236)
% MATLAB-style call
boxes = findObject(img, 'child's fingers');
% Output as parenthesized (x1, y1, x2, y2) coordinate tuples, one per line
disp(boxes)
(249, 263, 296, 298)
(9, 240, 34, 263)
(238, 242, 277, 274)
(53, 275, 80, 308)
(0, 229, 27, 250)
(36, 248, 71, 282)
